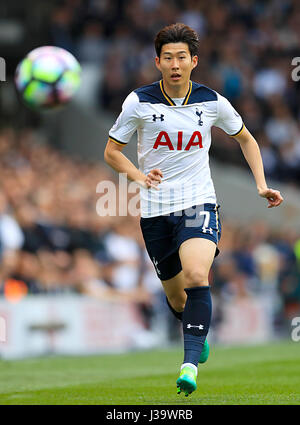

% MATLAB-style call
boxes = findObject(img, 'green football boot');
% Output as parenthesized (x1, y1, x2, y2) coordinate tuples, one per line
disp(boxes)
(199, 339, 210, 364)
(176, 365, 197, 397)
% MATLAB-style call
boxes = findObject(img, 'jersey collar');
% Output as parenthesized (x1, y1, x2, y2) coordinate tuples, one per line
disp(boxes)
(159, 80, 192, 106)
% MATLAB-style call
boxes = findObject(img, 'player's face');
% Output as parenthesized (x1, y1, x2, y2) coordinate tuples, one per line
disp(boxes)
(155, 42, 198, 95)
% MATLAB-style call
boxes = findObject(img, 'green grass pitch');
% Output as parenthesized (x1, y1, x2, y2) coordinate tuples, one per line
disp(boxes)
(0, 340, 299, 405)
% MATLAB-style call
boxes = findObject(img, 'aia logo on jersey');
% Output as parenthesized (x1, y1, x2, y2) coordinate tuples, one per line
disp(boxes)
(153, 131, 203, 151)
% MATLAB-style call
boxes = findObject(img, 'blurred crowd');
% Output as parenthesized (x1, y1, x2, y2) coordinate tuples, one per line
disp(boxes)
(45, 0, 300, 187)
(0, 128, 299, 335)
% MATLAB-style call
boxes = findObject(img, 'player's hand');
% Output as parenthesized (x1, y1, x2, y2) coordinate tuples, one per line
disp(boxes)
(145, 168, 163, 190)
(258, 188, 283, 208)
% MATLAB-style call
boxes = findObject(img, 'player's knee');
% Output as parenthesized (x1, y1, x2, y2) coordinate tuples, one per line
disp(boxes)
(184, 269, 208, 287)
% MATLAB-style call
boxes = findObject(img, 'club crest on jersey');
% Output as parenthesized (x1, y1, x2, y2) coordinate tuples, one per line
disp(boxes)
(153, 131, 203, 151)
(152, 114, 164, 122)
(196, 108, 203, 126)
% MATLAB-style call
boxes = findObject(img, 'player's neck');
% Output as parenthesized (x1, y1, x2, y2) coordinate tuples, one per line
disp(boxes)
(162, 79, 190, 99)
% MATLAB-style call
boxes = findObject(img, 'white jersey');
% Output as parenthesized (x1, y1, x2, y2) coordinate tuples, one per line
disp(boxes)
(109, 80, 244, 218)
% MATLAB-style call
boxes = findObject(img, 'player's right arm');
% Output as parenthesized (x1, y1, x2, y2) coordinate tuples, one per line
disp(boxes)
(104, 91, 163, 189)
(104, 141, 163, 189)
(104, 140, 161, 189)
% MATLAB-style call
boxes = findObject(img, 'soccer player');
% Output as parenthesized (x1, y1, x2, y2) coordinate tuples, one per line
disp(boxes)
(104, 23, 283, 396)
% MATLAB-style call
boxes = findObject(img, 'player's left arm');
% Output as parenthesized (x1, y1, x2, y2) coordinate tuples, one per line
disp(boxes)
(233, 126, 283, 208)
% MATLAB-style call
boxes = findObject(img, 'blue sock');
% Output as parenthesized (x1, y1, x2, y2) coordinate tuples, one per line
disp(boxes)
(182, 286, 212, 367)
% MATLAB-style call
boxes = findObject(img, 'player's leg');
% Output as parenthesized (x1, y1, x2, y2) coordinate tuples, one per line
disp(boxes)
(140, 207, 219, 396)
(162, 270, 186, 314)
(162, 271, 210, 364)
(179, 237, 216, 287)
(176, 237, 216, 395)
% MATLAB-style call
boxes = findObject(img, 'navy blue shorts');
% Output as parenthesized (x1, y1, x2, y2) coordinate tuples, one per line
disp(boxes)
(140, 203, 221, 281)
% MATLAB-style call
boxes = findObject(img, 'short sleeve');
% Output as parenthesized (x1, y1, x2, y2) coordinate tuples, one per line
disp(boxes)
(109, 92, 140, 145)
(214, 93, 244, 136)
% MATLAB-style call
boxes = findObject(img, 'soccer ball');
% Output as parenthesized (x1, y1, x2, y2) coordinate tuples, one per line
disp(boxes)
(15, 46, 81, 109)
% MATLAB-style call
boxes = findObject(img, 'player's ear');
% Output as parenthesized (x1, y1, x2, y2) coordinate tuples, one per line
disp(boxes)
(191, 55, 198, 69)
(155, 56, 161, 71)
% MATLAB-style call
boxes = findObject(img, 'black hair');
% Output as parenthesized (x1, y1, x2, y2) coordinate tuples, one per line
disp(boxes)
(154, 23, 199, 58)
